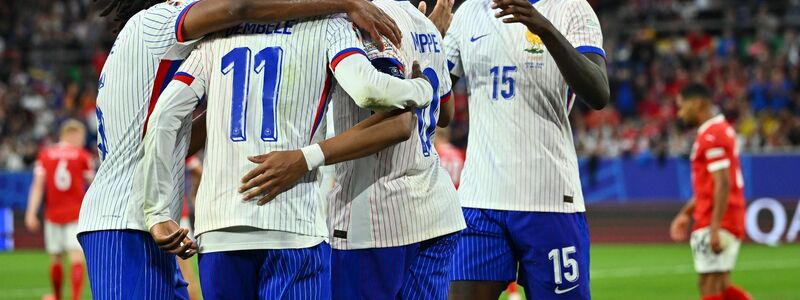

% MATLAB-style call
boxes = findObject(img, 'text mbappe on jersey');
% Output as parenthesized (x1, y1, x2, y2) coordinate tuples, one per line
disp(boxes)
(225, 21, 297, 37)
(411, 32, 441, 54)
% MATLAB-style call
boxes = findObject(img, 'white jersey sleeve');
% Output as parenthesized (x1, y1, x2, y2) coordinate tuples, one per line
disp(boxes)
(443, 5, 465, 78)
(139, 49, 207, 229)
(140, 1, 198, 57)
(79, 1, 200, 233)
(326, 18, 434, 111)
(564, 0, 605, 57)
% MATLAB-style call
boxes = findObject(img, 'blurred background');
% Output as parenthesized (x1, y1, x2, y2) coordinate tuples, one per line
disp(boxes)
(0, 0, 799, 299)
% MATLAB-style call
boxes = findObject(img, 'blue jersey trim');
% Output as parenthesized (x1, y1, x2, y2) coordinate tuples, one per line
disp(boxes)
(175, 2, 198, 42)
(575, 46, 606, 58)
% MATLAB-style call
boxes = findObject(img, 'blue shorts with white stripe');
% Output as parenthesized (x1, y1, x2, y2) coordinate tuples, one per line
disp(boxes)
(198, 242, 331, 300)
(78, 230, 190, 300)
(331, 233, 460, 300)
(451, 208, 591, 299)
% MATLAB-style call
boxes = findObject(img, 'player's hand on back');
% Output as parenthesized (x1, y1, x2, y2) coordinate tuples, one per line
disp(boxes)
(418, 0, 455, 36)
(346, 0, 403, 51)
(240, 150, 308, 205)
(24, 213, 40, 232)
(669, 213, 690, 242)
(492, 0, 550, 34)
(150, 220, 197, 260)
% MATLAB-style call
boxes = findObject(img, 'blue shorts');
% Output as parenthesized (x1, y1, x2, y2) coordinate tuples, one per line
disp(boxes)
(198, 242, 331, 300)
(332, 233, 459, 300)
(78, 230, 189, 300)
(451, 208, 591, 299)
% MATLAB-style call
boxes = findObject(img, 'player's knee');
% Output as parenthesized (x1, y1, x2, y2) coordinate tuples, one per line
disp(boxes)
(50, 253, 64, 264)
(67, 250, 85, 264)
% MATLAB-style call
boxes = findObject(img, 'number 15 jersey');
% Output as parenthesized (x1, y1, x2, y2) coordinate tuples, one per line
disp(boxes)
(444, 0, 605, 213)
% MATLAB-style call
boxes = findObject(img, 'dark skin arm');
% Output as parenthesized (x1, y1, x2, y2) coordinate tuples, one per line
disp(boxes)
(437, 74, 460, 128)
(182, 0, 402, 51)
(709, 168, 731, 254)
(492, 0, 609, 110)
(238, 64, 429, 203)
(437, 94, 455, 127)
(240, 110, 415, 204)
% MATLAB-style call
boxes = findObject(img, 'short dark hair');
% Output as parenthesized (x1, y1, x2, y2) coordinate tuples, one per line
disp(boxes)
(680, 83, 712, 101)
(96, 0, 160, 32)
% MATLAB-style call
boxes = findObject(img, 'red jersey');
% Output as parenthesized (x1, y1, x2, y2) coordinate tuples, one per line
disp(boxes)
(435, 143, 465, 189)
(690, 115, 746, 239)
(35, 143, 93, 224)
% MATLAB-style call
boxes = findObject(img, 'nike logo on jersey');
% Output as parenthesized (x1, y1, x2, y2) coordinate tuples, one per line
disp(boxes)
(554, 284, 579, 294)
(470, 34, 490, 42)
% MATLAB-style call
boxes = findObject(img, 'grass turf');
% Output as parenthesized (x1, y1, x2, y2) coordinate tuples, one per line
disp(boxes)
(0, 244, 798, 299)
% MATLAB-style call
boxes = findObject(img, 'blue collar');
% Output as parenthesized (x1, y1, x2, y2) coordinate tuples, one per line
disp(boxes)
(529, 0, 539, 3)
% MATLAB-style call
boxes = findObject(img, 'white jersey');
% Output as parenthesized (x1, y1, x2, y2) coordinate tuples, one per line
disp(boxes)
(79, 1, 198, 233)
(444, 0, 605, 212)
(136, 16, 434, 244)
(328, 0, 466, 250)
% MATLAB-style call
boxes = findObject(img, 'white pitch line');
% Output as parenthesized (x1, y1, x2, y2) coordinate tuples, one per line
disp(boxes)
(593, 259, 800, 279)
(0, 287, 51, 299)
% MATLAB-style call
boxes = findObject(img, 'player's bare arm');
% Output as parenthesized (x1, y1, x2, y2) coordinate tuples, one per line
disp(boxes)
(437, 74, 459, 128)
(492, 0, 609, 109)
(183, 0, 402, 51)
(670, 197, 695, 241)
(24, 169, 46, 232)
(709, 168, 731, 253)
(240, 109, 415, 203)
(187, 111, 206, 157)
(240, 63, 431, 203)
(418, 0, 455, 36)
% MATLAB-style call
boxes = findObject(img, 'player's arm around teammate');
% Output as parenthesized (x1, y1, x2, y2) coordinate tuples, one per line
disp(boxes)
(141, 0, 408, 255)
(492, 0, 609, 108)
(141, 35, 433, 256)
(182, 0, 402, 51)
(239, 63, 432, 203)
(238, 0, 459, 203)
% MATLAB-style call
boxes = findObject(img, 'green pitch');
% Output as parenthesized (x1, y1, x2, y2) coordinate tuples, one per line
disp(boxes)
(1, 244, 798, 300)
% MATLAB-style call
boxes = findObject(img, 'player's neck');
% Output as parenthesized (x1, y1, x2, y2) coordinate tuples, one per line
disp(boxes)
(696, 110, 713, 128)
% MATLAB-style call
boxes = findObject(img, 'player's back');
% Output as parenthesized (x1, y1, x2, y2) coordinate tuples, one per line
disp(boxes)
(191, 17, 353, 238)
(37, 143, 92, 224)
(445, 0, 605, 213)
(80, 1, 196, 232)
(328, 0, 465, 249)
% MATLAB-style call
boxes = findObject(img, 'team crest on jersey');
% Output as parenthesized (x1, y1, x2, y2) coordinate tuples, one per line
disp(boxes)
(524, 31, 545, 54)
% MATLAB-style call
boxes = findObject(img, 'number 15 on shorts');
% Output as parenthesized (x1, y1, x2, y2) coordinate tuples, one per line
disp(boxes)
(548, 246, 579, 285)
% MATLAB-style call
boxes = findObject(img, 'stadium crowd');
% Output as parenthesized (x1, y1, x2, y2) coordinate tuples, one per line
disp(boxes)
(2, 0, 800, 170)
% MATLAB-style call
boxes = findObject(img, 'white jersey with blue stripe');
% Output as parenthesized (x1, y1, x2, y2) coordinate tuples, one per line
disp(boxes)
(136, 14, 434, 244)
(328, 0, 466, 250)
(444, 0, 605, 213)
(79, 1, 198, 233)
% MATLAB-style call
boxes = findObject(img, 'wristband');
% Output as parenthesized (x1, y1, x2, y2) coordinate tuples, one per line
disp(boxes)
(300, 144, 325, 171)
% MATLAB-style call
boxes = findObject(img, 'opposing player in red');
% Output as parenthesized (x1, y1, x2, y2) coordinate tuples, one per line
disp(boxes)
(25, 120, 95, 300)
(670, 84, 751, 300)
